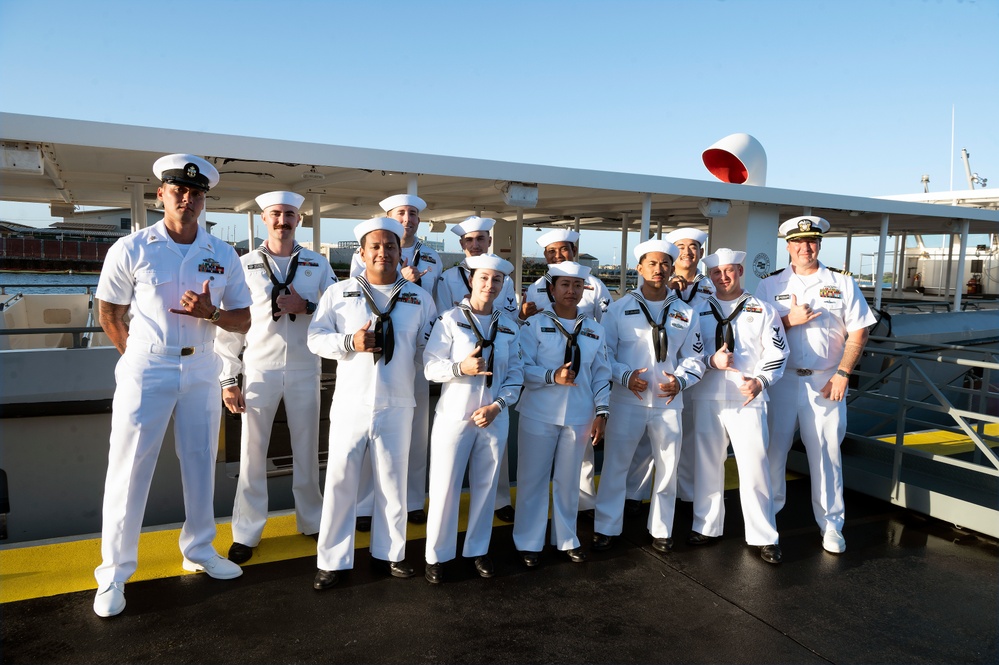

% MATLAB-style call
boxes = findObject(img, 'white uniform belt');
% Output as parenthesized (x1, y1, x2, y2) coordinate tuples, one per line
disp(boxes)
(131, 341, 214, 356)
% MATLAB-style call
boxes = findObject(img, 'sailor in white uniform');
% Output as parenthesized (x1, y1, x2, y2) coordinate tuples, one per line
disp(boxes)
(351, 194, 442, 527)
(216, 191, 337, 564)
(308, 217, 436, 589)
(423, 254, 524, 584)
(592, 239, 704, 553)
(755, 216, 876, 554)
(690, 248, 787, 564)
(520, 229, 612, 516)
(93, 154, 252, 618)
(514, 262, 611, 567)
(664, 228, 715, 504)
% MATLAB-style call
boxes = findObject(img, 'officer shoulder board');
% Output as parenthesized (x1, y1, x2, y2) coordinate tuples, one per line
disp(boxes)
(828, 266, 855, 278)
(763, 267, 785, 278)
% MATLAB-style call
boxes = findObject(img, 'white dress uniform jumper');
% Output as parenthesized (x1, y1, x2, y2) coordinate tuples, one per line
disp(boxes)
(594, 292, 705, 540)
(216, 244, 336, 546)
(94, 220, 252, 588)
(690, 292, 787, 545)
(307, 276, 436, 570)
(423, 300, 524, 564)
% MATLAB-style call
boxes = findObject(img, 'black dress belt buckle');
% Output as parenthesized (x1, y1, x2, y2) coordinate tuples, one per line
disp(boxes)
(181, 347, 196, 356)
(796, 368, 813, 376)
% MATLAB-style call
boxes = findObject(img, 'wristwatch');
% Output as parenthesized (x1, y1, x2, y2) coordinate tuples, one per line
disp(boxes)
(835, 369, 851, 378)
(305, 300, 317, 315)
(208, 307, 222, 323)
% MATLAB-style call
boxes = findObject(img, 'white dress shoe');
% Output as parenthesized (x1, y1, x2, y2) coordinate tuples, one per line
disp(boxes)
(93, 582, 125, 617)
(822, 529, 846, 553)
(182, 554, 243, 580)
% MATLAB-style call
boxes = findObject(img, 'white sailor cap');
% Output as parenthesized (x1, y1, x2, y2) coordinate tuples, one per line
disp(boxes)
(633, 238, 679, 262)
(354, 216, 405, 243)
(780, 215, 830, 240)
(379, 194, 427, 213)
(547, 261, 591, 280)
(450, 216, 496, 237)
(465, 253, 513, 275)
(536, 228, 580, 248)
(703, 248, 746, 269)
(255, 191, 305, 211)
(152, 153, 219, 191)
(664, 228, 708, 247)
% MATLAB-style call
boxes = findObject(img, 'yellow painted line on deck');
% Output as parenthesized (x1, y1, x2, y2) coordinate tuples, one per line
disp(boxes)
(876, 423, 998, 456)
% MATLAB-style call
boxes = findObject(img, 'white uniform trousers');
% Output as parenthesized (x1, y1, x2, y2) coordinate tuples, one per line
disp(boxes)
(316, 405, 413, 570)
(425, 413, 508, 563)
(356, 373, 430, 515)
(584, 435, 652, 508)
(95, 348, 222, 586)
(578, 444, 598, 510)
(766, 369, 847, 534)
(594, 401, 681, 539)
(493, 445, 513, 510)
(675, 405, 697, 502)
(513, 415, 588, 552)
(230, 367, 323, 546)
(692, 400, 779, 545)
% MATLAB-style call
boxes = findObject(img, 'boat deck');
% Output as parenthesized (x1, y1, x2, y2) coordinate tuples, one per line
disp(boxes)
(3, 477, 996, 664)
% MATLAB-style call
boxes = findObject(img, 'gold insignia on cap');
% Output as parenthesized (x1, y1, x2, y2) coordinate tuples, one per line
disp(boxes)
(798, 219, 813, 232)
(185, 163, 199, 179)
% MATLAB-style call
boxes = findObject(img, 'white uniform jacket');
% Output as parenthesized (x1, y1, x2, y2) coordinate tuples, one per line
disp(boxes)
(435, 263, 519, 320)
(516, 310, 611, 427)
(692, 292, 788, 402)
(97, 220, 252, 343)
(424, 300, 524, 419)
(216, 245, 336, 382)
(602, 291, 705, 409)
(754, 263, 876, 371)
(350, 241, 442, 298)
(307, 277, 436, 408)
(524, 274, 611, 322)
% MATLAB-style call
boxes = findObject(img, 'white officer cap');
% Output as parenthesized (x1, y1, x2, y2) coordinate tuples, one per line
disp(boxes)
(255, 191, 305, 211)
(353, 216, 405, 243)
(633, 238, 679, 262)
(152, 154, 219, 191)
(664, 227, 708, 247)
(702, 248, 747, 269)
(536, 228, 580, 249)
(450, 216, 496, 237)
(547, 261, 591, 280)
(465, 253, 513, 275)
(780, 215, 830, 240)
(379, 194, 427, 213)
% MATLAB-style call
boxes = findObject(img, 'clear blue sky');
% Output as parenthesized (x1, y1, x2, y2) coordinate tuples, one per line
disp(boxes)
(2, 0, 997, 268)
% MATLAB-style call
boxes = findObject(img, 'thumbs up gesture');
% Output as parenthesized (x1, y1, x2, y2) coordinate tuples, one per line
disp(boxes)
(711, 343, 737, 371)
(460, 345, 491, 376)
(353, 320, 379, 353)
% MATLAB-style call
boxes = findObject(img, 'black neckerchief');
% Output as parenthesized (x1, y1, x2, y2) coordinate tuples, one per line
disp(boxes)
(707, 293, 751, 352)
(543, 273, 555, 303)
(458, 262, 472, 298)
(544, 310, 585, 375)
(675, 273, 706, 304)
(356, 276, 407, 365)
(259, 245, 303, 321)
(458, 303, 500, 388)
(410, 240, 422, 269)
(629, 291, 676, 363)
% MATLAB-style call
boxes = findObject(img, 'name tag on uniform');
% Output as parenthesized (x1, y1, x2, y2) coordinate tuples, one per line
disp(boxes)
(457, 322, 472, 330)
(775, 294, 790, 301)
(247, 263, 264, 270)
(541, 326, 556, 333)
(344, 291, 361, 298)
(624, 309, 640, 316)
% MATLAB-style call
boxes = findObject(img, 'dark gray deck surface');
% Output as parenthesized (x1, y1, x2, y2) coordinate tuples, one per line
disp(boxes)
(3, 478, 997, 664)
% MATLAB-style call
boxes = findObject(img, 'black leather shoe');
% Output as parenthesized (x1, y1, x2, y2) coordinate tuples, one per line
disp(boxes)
(385, 560, 416, 578)
(227, 542, 253, 564)
(425, 562, 443, 584)
(624, 499, 643, 516)
(520, 551, 540, 568)
(407, 509, 427, 524)
(473, 555, 494, 578)
(760, 544, 782, 564)
(578, 508, 595, 521)
(356, 516, 371, 532)
(591, 533, 614, 551)
(688, 531, 720, 546)
(566, 547, 588, 563)
(652, 537, 674, 553)
(313, 569, 339, 590)
(494, 505, 515, 523)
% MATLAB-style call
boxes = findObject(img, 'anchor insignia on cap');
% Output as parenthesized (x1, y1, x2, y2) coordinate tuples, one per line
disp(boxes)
(185, 163, 200, 179)
(797, 219, 813, 232)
